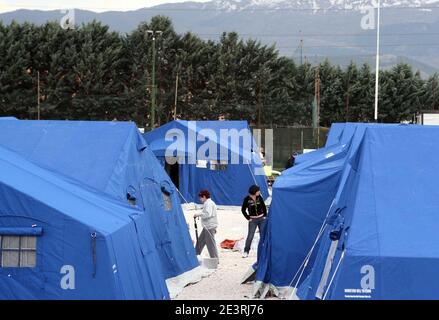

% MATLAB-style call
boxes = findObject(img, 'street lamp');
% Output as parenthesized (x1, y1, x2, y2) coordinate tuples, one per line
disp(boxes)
(374, 0, 381, 121)
(147, 30, 163, 129)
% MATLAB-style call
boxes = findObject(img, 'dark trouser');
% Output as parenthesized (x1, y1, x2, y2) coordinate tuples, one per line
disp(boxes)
(195, 228, 218, 259)
(244, 217, 267, 254)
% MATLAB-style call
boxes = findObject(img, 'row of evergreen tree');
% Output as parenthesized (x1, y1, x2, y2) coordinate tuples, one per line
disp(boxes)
(1, 16, 438, 128)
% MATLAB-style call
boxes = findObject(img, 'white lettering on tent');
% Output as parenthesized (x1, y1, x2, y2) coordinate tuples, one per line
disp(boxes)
(60, 265, 76, 290)
(360, 265, 375, 290)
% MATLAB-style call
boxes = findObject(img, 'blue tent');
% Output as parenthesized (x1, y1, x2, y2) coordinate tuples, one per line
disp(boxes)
(0, 146, 169, 299)
(143, 120, 269, 205)
(298, 125, 439, 300)
(255, 142, 351, 293)
(0, 120, 198, 281)
(324, 123, 346, 147)
(255, 123, 405, 297)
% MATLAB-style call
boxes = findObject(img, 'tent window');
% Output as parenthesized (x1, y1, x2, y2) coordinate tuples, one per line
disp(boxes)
(0, 235, 37, 268)
(210, 160, 228, 171)
(162, 192, 173, 211)
(196, 160, 208, 168)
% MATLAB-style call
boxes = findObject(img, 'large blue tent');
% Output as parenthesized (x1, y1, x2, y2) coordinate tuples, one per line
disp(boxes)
(255, 123, 409, 298)
(0, 120, 198, 282)
(298, 125, 439, 299)
(0, 146, 169, 299)
(143, 120, 269, 205)
(255, 141, 351, 294)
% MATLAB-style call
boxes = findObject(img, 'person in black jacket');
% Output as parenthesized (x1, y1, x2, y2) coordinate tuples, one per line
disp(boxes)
(241, 185, 267, 258)
(285, 152, 297, 169)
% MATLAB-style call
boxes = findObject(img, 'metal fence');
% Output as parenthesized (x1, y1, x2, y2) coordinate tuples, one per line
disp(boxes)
(252, 127, 329, 170)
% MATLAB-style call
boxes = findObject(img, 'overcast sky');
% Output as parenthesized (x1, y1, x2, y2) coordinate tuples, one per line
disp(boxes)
(0, 0, 210, 13)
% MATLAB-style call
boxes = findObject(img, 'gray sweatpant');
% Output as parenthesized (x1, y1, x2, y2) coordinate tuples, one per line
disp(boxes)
(195, 228, 218, 259)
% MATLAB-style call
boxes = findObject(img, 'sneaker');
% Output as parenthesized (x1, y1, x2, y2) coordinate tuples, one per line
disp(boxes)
(242, 252, 249, 258)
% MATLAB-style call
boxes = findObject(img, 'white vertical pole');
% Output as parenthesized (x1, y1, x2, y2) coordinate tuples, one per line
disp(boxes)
(374, 0, 381, 121)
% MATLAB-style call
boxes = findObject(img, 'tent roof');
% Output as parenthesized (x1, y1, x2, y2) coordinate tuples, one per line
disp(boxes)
(144, 120, 259, 162)
(0, 146, 141, 235)
(0, 120, 147, 194)
(325, 123, 346, 147)
(295, 123, 404, 165)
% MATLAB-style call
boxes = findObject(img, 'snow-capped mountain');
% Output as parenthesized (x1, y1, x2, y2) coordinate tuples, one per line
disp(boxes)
(203, 0, 439, 11)
(1, 0, 439, 73)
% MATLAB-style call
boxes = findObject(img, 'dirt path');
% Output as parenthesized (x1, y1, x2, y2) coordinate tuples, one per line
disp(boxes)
(177, 206, 259, 300)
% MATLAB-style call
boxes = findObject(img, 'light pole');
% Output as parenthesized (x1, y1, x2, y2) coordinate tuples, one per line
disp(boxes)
(147, 30, 162, 129)
(37, 70, 40, 120)
(374, 0, 381, 121)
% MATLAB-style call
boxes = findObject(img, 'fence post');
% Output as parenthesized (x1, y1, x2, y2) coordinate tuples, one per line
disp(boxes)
(301, 130, 304, 153)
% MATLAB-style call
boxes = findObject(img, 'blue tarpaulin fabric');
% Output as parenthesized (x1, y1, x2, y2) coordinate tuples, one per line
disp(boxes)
(0, 227, 43, 236)
(298, 125, 439, 300)
(255, 123, 414, 294)
(255, 142, 350, 288)
(0, 146, 169, 299)
(143, 120, 269, 205)
(324, 123, 346, 147)
(0, 120, 198, 281)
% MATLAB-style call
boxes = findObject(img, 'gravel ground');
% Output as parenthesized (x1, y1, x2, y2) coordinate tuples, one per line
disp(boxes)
(176, 206, 259, 300)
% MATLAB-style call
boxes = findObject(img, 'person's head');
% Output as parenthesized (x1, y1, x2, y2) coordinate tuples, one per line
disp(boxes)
(198, 189, 211, 203)
(218, 114, 225, 121)
(248, 185, 261, 197)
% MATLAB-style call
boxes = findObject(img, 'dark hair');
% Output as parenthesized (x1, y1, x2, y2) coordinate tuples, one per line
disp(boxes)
(248, 185, 260, 195)
(198, 189, 211, 199)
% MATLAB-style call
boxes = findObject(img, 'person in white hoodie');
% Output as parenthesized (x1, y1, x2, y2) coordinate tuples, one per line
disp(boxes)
(194, 189, 219, 259)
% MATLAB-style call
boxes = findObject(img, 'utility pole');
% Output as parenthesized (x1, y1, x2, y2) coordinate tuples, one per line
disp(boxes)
(147, 30, 162, 129)
(299, 30, 304, 65)
(256, 78, 263, 128)
(346, 71, 350, 122)
(173, 72, 179, 120)
(313, 66, 321, 148)
(37, 70, 40, 120)
(374, 0, 381, 121)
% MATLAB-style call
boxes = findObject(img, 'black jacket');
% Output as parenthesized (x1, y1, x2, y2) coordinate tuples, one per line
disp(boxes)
(241, 195, 267, 220)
